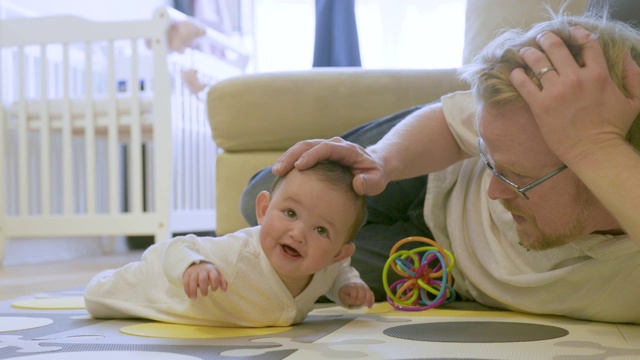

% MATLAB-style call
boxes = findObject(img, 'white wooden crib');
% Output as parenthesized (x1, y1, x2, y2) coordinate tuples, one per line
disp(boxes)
(0, 8, 248, 264)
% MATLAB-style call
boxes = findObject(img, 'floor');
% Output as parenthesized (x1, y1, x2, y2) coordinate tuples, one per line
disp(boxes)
(2, 288, 640, 359)
(2, 249, 640, 358)
(0, 251, 143, 301)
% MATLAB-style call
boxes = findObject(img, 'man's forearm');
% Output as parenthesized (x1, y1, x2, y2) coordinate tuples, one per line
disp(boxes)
(367, 102, 470, 181)
(569, 140, 640, 243)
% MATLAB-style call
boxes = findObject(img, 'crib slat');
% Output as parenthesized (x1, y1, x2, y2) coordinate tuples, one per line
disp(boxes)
(172, 64, 184, 211)
(184, 76, 193, 211)
(39, 44, 52, 216)
(107, 40, 119, 215)
(196, 94, 205, 210)
(0, 49, 5, 257)
(188, 81, 197, 210)
(0, 134, 4, 254)
(61, 43, 74, 215)
(152, 32, 173, 239)
(17, 47, 29, 217)
(129, 39, 142, 214)
(198, 96, 211, 210)
(84, 41, 96, 214)
(0, 72, 3, 262)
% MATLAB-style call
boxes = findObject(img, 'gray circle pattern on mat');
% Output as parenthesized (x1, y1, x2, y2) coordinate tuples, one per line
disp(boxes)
(383, 321, 569, 343)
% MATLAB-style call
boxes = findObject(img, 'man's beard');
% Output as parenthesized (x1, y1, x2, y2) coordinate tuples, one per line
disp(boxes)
(514, 213, 588, 251)
(500, 185, 593, 251)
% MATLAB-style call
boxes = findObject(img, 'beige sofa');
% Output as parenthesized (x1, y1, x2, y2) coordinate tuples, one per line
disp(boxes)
(207, 0, 588, 236)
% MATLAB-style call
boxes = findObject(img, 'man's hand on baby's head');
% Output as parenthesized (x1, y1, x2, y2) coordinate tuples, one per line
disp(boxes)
(273, 137, 389, 196)
(272, 138, 330, 176)
(182, 262, 228, 299)
(338, 283, 375, 309)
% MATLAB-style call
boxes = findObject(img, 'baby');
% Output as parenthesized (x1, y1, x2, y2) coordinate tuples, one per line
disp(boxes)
(84, 160, 374, 327)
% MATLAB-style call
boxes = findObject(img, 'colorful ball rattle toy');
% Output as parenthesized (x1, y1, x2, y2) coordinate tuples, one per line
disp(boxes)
(382, 236, 456, 311)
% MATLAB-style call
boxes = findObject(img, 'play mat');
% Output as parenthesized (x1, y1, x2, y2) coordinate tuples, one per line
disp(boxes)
(1, 288, 639, 359)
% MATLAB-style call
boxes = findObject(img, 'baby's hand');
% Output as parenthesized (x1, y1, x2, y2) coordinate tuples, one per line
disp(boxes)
(182, 262, 228, 299)
(338, 283, 375, 309)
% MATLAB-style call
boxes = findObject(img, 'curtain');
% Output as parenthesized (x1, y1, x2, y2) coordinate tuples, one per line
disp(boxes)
(173, 0, 194, 16)
(313, 0, 361, 67)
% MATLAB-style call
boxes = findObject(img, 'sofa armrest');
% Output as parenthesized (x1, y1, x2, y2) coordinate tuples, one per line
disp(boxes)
(207, 68, 468, 152)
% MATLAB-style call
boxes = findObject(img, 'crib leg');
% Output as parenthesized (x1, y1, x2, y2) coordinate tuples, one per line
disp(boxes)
(155, 227, 171, 244)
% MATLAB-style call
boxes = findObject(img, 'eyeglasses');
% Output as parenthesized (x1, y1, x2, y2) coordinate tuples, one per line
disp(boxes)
(477, 137, 568, 200)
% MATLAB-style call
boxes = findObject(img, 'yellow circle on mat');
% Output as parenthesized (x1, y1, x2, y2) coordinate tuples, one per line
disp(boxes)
(120, 323, 292, 339)
(11, 297, 86, 310)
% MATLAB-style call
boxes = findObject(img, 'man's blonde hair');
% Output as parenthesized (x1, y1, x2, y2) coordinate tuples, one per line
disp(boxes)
(458, 10, 640, 150)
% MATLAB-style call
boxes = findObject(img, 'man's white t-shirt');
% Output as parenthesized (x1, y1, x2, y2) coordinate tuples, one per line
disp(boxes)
(424, 90, 640, 324)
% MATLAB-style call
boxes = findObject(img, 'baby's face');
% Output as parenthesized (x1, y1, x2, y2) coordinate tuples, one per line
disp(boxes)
(258, 169, 358, 280)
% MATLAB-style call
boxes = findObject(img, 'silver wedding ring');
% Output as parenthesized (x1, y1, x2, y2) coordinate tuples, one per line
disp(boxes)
(537, 66, 556, 80)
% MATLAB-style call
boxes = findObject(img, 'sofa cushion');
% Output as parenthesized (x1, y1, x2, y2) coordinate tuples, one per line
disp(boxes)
(208, 68, 466, 152)
(215, 151, 283, 235)
(463, 0, 589, 64)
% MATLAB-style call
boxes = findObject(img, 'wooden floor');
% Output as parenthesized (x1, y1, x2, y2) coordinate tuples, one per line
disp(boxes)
(0, 251, 144, 301)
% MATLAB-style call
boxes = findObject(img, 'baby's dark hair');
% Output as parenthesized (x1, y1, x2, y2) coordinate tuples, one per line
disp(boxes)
(271, 160, 367, 242)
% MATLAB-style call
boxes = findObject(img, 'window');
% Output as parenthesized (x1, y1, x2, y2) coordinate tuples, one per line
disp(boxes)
(251, 0, 466, 72)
